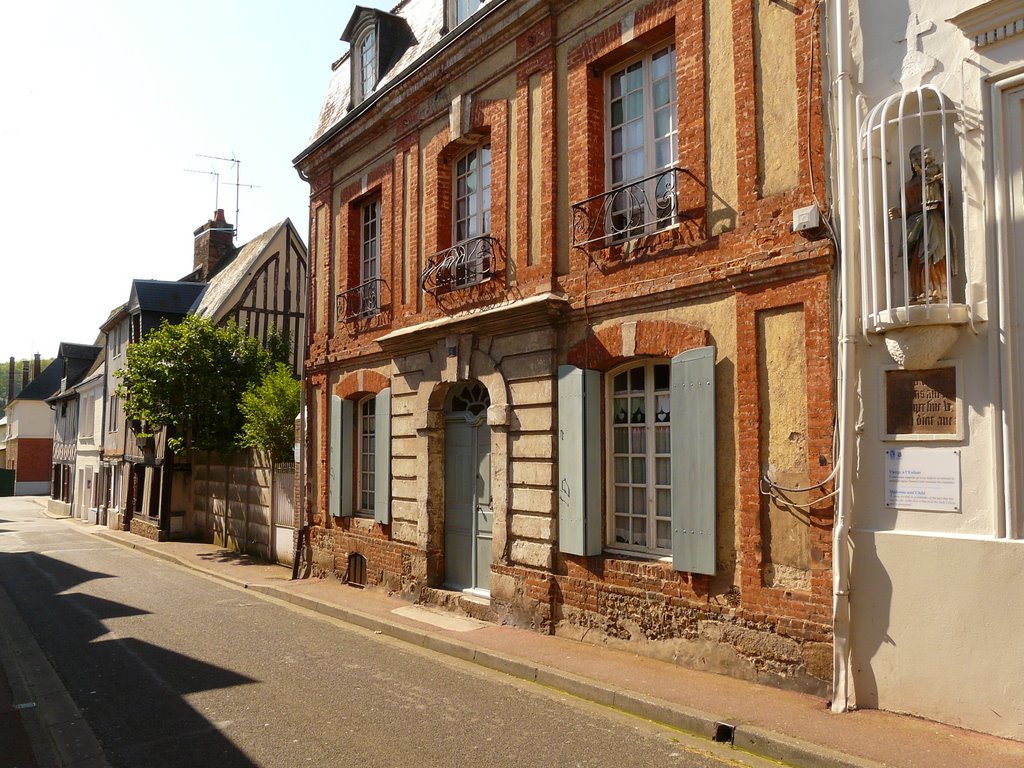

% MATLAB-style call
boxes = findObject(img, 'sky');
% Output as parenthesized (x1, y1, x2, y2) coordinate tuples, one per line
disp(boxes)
(0, 0, 355, 361)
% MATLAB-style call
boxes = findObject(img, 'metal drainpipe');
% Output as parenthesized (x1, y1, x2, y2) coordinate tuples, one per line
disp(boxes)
(830, 0, 858, 714)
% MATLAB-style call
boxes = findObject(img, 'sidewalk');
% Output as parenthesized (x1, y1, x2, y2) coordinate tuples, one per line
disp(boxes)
(42, 513, 1024, 768)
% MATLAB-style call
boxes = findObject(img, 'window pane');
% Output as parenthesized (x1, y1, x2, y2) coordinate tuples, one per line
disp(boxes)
(654, 364, 670, 390)
(625, 91, 643, 121)
(611, 100, 624, 127)
(630, 425, 645, 453)
(654, 107, 671, 139)
(613, 396, 629, 423)
(651, 47, 672, 79)
(631, 487, 645, 516)
(614, 457, 629, 482)
(655, 425, 670, 454)
(614, 516, 630, 544)
(631, 457, 646, 484)
(625, 62, 643, 92)
(656, 489, 671, 517)
(632, 516, 647, 546)
(613, 426, 628, 453)
(655, 394, 670, 424)
(630, 397, 645, 424)
(613, 373, 628, 393)
(656, 519, 671, 550)
(611, 127, 623, 155)
(655, 457, 670, 486)
(630, 366, 645, 390)
(615, 486, 629, 514)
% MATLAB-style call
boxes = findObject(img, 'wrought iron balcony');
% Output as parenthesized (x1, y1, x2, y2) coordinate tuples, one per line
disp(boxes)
(421, 235, 499, 295)
(338, 278, 385, 321)
(572, 166, 686, 250)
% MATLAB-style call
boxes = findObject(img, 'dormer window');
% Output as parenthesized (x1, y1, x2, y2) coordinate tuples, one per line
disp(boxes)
(453, 0, 482, 26)
(358, 27, 377, 99)
(341, 7, 415, 107)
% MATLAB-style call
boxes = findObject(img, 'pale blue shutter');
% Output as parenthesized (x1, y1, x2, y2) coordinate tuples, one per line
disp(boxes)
(670, 346, 716, 574)
(330, 395, 342, 518)
(374, 388, 391, 524)
(331, 396, 354, 518)
(557, 365, 602, 556)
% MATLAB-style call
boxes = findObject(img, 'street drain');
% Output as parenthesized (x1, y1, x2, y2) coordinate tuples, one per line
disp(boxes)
(713, 721, 735, 744)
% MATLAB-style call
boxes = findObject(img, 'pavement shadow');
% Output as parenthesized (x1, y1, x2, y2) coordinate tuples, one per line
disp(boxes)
(0, 551, 259, 768)
(196, 549, 270, 566)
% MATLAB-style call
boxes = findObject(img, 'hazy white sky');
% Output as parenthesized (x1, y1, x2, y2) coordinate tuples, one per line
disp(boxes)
(0, 0, 355, 360)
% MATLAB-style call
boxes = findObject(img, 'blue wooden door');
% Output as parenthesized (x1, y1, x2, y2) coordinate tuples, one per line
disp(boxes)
(444, 383, 492, 594)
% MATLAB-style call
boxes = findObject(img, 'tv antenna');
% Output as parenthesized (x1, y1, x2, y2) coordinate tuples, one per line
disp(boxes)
(184, 153, 260, 236)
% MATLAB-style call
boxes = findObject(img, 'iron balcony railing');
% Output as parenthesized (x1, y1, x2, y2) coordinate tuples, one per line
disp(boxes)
(421, 235, 499, 295)
(338, 277, 385, 321)
(572, 165, 685, 250)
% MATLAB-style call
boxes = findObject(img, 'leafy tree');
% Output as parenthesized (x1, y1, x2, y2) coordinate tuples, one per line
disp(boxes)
(115, 316, 278, 455)
(238, 363, 300, 462)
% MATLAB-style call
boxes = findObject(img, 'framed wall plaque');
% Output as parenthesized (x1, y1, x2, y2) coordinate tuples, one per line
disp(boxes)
(882, 364, 963, 441)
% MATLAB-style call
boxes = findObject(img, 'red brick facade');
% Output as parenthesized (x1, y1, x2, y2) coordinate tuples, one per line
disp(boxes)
(297, 0, 834, 692)
(9, 437, 52, 483)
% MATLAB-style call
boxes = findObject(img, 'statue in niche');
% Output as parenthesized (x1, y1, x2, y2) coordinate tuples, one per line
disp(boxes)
(888, 145, 951, 303)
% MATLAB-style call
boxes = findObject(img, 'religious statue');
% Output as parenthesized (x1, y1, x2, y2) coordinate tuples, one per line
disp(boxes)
(888, 145, 950, 303)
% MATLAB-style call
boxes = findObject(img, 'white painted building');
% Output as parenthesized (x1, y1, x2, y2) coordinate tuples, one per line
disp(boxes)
(73, 360, 105, 523)
(829, 0, 1024, 741)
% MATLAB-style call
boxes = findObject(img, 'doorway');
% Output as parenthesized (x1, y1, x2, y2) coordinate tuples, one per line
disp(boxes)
(444, 381, 492, 595)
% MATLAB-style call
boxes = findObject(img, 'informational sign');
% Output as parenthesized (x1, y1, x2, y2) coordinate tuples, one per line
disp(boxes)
(885, 367, 958, 437)
(885, 447, 961, 511)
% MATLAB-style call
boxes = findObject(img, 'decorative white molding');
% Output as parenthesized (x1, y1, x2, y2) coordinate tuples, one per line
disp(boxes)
(949, 0, 1024, 49)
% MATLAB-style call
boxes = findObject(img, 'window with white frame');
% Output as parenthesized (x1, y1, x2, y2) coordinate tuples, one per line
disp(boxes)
(108, 394, 119, 433)
(606, 44, 678, 238)
(608, 360, 673, 554)
(360, 198, 381, 315)
(453, 0, 482, 27)
(454, 144, 491, 243)
(358, 396, 376, 515)
(357, 27, 377, 101)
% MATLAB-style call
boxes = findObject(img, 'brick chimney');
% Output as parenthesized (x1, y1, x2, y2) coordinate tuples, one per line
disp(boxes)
(21, 360, 28, 392)
(193, 209, 235, 279)
(33, 353, 40, 378)
(6, 357, 13, 401)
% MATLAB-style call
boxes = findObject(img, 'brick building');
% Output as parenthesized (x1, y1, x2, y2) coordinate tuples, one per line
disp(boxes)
(295, 0, 834, 692)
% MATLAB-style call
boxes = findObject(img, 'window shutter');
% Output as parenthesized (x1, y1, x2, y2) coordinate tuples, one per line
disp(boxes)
(670, 346, 716, 575)
(330, 396, 354, 518)
(374, 388, 391, 524)
(557, 365, 602, 556)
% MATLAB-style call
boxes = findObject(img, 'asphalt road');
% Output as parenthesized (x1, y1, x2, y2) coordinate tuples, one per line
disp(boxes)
(0, 498, 783, 768)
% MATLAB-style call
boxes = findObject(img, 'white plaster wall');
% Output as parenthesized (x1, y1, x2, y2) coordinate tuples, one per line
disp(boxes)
(850, 529, 1024, 739)
(848, 0, 1024, 739)
(8, 401, 54, 440)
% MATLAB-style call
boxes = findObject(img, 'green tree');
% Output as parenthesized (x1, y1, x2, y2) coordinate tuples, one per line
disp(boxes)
(238, 363, 300, 462)
(115, 316, 277, 455)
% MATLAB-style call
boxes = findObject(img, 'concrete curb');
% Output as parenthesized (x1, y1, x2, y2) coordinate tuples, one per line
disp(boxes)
(0, 582, 110, 768)
(78, 524, 887, 768)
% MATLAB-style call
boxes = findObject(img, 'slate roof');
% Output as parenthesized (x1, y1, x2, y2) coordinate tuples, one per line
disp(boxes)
(13, 358, 64, 403)
(129, 280, 207, 316)
(305, 0, 445, 150)
(45, 344, 103, 403)
(190, 220, 289, 321)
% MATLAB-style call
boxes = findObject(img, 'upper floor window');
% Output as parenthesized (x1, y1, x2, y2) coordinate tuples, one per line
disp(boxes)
(453, 0, 482, 27)
(361, 198, 380, 287)
(455, 144, 491, 243)
(111, 325, 122, 357)
(358, 27, 377, 100)
(606, 44, 678, 237)
(356, 198, 382, 317)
